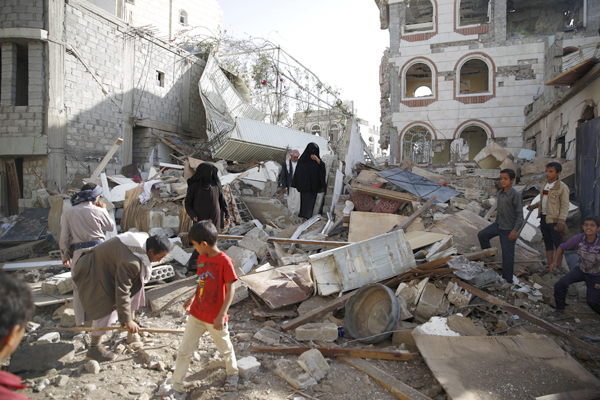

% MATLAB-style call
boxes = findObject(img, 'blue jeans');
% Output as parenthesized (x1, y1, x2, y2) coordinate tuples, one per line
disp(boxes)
(554, 266, 600, 315)
(478, 222, 515, 283)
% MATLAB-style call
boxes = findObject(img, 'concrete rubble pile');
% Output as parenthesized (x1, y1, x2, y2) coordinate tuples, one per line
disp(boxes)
(2, 138, 600, 400)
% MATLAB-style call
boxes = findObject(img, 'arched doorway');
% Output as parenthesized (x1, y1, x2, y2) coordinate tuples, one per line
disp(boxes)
(451, 124, 488, 161)
(403, 125, 433, 164)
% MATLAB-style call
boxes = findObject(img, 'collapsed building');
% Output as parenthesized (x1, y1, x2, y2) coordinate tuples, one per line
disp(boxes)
(375, 0, 600, 165)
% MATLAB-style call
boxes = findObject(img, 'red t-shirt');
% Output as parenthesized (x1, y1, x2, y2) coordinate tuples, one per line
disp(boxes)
(189, 251, 237, 324)
(0, 371, 29, 400)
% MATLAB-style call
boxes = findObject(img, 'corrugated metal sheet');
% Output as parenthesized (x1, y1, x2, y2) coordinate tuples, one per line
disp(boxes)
(562, 42, 600, 71)
(233, 118, 329, 152)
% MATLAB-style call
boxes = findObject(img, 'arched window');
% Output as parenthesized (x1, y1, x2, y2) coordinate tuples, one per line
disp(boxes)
(404, 63, 433, 99)
(458, 59, 489, 94)
(403, 125, 433, 164)
(451, 125, 488, 161)
(329, 123, 340, 142)
(179, 10, 188, 25)
(311, 124, 321, 136)
(405, 0, 435, 33)
(458, 0, 490, 26)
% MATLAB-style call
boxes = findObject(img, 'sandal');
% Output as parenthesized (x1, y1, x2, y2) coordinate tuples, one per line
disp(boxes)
(224, 374, 238, 392)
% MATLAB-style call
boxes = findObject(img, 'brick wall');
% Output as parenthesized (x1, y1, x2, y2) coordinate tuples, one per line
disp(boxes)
(0, 0, 45, 30)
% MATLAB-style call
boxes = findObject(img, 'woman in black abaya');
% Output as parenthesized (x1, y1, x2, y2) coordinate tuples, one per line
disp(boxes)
(291, 143, 327, 219)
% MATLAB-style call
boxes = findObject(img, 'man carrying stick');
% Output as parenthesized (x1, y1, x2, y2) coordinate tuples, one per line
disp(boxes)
(72, 232, 170, 361)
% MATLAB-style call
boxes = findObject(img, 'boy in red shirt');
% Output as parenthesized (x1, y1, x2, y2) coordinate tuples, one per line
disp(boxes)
(0, 273, 35, 400)
(163, 220, 238, 398)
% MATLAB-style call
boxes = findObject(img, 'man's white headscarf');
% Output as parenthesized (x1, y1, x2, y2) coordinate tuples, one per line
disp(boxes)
(117, 232, 152, 283)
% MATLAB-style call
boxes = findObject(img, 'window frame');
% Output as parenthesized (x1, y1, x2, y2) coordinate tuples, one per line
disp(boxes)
(404, 0, 436, 35)
(455, 54, 493, 98)
(401, 58, 437, 106)
(455, 0, 490, 29)
(179, 10, 188, 26)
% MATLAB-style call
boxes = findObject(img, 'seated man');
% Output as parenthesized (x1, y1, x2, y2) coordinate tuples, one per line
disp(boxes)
(73, 232, 170, 361)
(0, 273, 35, 400)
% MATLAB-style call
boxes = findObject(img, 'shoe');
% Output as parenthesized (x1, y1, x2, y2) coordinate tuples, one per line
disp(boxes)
(86, 345, 117, 362)
(551, 309, 565, 318)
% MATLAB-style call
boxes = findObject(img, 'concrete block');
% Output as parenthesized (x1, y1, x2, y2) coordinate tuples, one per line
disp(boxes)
(60, 308, 76, 328)
(445, 281, 472, 308)
(414, 283, 445, 323)
(253, 328, 280, 345)
(464, 189, 482, 201)
(232, 280, 248, 305)
(41, 272, 73, 295)
(139, 348, 162, 363)
(392, 321, 418, 348)
(274, 360, 318, 390)
(297, 349, 330, 381)
(295, 323, 338, 342)
(433, 213, 450, 222)
(170, 246, 192, 266)
(237, 356, 261, 379)
(224, 246, 258, 275)
(244, 227, 269, 242)
(450, 197, 469, 210)
(466, 201, 482, 215)
(149, 265, 175, 282)
(238, 237, 268, 259)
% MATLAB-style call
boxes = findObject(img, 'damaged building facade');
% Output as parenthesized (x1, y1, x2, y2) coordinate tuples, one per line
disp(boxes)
(0, 0, 222, 214)
(376, 0, 600, 165)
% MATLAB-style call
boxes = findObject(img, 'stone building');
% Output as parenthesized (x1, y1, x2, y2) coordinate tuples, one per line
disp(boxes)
(0, 0, 222, 214)
(375, 0, 599, 165)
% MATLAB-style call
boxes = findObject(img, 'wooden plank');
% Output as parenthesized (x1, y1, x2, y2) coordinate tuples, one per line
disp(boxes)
(452, 278, 600, 356)
(281, 290, 357, 332)
(536, 386, 600, 400)
(250, 346, 418, 361)
(218, 235, 351, 248)
(50, 326, 185, 334)
(383, 257, 451, 288)
(88, 138, 124, 182)
(348, 212, 424, 243)
(2, 257, 63, 271)
(404, 231, 450, 251)
(350, 182, 419, 202)
(341, 357, 432, 400)
(393, 196, 438, 232)
(463, 248, 498, 261)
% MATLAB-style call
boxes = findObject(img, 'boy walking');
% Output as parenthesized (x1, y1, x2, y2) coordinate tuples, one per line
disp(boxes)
(478, 169, 524, 284)
(527, 161, 569, 269)
(162, 220, 238, 398)
(552, 216, 600, 316)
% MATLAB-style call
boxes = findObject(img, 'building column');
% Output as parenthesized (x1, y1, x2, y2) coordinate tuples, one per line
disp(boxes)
(121, 34, 135, 167)
(47, 0, 67, 192)
(493, 0, 507, 43)
(1, 43, 18, 106)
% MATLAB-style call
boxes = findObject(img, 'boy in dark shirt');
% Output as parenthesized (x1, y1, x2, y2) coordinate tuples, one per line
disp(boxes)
(0, 273, 35, 400)
(161, 220, 238, 399)
(477, 169, 524, 284)
(552, 216, 600, 316)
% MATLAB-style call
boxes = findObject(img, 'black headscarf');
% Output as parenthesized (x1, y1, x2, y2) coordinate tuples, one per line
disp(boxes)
(187, 163, 229, 219)
(291, 142, 327, 193)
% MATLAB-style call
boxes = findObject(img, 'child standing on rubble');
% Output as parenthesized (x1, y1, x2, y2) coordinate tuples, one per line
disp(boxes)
(160, 220, 238, 399)
(527, 161, 570, 270)
(477, 169, 524, 285)
(552, 216, 600, 317)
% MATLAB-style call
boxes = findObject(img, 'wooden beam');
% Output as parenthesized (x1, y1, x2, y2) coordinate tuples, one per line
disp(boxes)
(452, 278, 600, 356)
(88, 138, 123, 182)
(218, 235, 351, 248)
(341, 357, 432, 400)
(49, 326, 185, 334)
(281, 290, 357, 332)
(250, 346, 417, 361)
(350, 182, 419, 202)
(535, 386, 600, 400)
(463, 247, 498, 261)
(383, 256, 452, 288)
(391, 196, 438, 233)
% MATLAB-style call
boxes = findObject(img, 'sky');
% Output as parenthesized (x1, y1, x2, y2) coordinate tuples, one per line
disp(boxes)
(217, 0, 389, 128)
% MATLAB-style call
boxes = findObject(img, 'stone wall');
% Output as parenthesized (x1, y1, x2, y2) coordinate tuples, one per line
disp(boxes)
(0, 0, 45, 30)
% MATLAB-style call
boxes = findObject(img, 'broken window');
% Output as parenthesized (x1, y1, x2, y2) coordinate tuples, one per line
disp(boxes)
(458, 58, 489, 94)
(507, 0, 585, 36)
(403, 126, 432, 164)
(451, 125, 488, 162)
(179, 10, 188, 25)
(311, 124, 321, 136)
(459, 0, 490, 26)
(156, 70, 165, 87)
(405, 0, 434, 33)
(404, 63, 433, 99)
(15, 44, 28, 106)
(329, 123, 340, 142)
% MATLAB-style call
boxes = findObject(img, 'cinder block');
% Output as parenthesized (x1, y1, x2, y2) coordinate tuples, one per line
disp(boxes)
(237, 356, 260, 380)
(414, 283, 444, 323)
(60, 308, 76, 328)
(392, 321, 418, 348)
(274, 360, 318, 390)
(295, 323, 338, 342)
(149, 265, 175, 282)
(41, 272, 73, 295)
(297, 349, 329, 381)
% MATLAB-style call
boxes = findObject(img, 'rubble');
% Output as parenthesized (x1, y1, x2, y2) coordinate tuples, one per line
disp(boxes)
(295, 323, 338, 342)
(297, 349, 330, 381)
(237, 356, 261, 379)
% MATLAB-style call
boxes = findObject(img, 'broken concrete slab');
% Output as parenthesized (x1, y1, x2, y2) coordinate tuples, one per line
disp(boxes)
(9, 342, 75, 373)
(347, 211, 424, 243)
(170, 246, 192, 266)
(238, 356, 261, 380)
(275, 359, 318, 390)
(238, 237, 268, 259)
(224, 246, 258, 275)
(297, 349, 330, 381)
(242, 197, 295, 227)
(295, 323, 338, 342)
(41, 271, 73, 295)
(473, 141, 514, 170)
(414, 283, 445, 323)
(445, 282, 473, 308)
(446, 315, 487, 336)
(253, 328, 281, 345)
